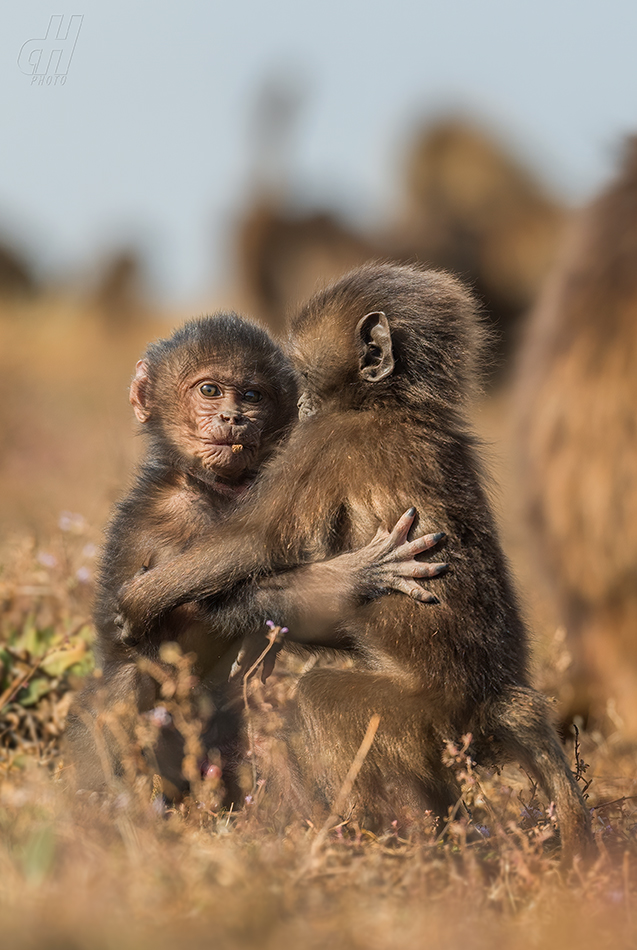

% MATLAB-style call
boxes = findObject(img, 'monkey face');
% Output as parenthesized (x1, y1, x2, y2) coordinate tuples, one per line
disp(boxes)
(183, 371, 267, 474)
(173, 365, 278, 478)
(131, 356, 280, 482)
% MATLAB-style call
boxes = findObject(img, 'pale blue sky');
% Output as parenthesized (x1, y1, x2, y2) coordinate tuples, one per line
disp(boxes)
(1, 1, 636, 303)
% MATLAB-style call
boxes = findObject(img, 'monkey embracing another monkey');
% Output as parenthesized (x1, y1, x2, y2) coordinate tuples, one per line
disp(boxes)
(67, 313, 445, 799)
(118, 266, 592, 861)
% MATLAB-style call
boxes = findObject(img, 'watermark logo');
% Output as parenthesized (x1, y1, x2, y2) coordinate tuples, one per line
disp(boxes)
(18, 15, 83, 86)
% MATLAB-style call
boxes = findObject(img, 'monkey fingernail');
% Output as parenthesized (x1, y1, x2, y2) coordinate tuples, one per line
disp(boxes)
(406, 506, 417, 517)
(431, 562, 449, 576)
(418, 531, 446, 549)
(121, 632, 140, 646)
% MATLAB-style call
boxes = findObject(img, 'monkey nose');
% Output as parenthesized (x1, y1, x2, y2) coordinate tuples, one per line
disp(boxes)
(219, 405, 244, 424)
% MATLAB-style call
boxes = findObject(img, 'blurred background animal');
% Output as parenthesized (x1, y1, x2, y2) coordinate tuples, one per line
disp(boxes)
(515, 137, 637, 737)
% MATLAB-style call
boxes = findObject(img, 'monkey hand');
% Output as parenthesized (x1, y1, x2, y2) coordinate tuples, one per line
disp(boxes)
(362, 507, 448, 603)
(115, 551, 176, 645)
(229, 622, 287, 684)
(112, 562, 155, 644)
(113, 610, 144, 646)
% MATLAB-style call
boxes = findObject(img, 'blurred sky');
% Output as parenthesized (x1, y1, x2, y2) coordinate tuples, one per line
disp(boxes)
(1, 0, 636, 304)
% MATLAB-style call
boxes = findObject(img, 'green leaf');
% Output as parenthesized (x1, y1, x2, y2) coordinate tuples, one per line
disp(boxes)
(20, 825, 56, 883)
(17, 677, 54, 707)
(40, 640, 88, 677)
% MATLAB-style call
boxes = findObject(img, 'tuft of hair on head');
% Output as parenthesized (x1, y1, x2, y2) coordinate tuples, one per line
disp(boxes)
(139, 311, 298, 422)
(293, 261, 488, 408)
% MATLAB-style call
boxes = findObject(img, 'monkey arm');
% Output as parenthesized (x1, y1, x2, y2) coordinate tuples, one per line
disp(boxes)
(117, 533, 262, 636)
(225, 533, 444, 680)
(189, 512, 449, 682)
(117, 508, 447, 642)
(117, 422, 354, 630)
(248, 510, 447, 643)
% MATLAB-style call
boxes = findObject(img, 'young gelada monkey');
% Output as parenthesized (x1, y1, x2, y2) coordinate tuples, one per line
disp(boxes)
(118, 266, 593, 861)
(67, 313, 446, 796)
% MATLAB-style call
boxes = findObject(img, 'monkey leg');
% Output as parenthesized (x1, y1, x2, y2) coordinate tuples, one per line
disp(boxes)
(65, 684, 116, 793)
(65, 669, 145, 792)
(66, 661, 162, 793)
(293, 668, 460, 830)
(198, 681, 246, 806)
(476, 686, 593, 864)
(112, 678, 246, 805)
(149, 705, 241, 803)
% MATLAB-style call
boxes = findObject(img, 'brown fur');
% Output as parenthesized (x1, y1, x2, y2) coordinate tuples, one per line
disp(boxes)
(67, 312, 438, 797)
(66, 314, 299, 796)
(119, 263, 592, 861)
(515, 137, 637, 734)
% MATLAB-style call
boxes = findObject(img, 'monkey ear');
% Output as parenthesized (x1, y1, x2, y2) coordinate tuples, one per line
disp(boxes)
(129, 360, 152, 423)
(356, 311, 395, 382)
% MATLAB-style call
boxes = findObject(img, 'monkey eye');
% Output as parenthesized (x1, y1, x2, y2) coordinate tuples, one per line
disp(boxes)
(199, 383, 222, 397)
(242, 390, 263, 404)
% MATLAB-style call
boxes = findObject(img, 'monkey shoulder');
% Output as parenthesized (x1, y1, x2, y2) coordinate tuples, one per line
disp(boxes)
(279, 411, 422, 484)
(95, 466, 232, 616)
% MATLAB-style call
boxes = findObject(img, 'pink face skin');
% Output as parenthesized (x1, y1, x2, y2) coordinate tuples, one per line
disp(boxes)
(130, 359, 275, 483)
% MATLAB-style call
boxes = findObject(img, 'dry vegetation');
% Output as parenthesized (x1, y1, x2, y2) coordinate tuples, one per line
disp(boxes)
(1, 299, 637, 949)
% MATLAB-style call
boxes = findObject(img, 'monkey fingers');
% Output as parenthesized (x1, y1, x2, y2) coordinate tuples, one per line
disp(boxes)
(370, 506, 414, 546)
(374, 508, 446, 557)
(399, 532, 448, 558)
(366, 508, 448, 597)
(390, 507, 421, 541)
(382, 555, 448, 603)
(230, 625, 286, 683)
(385, 576, 440, 603)
(395, 559, 448, 579)
(112, 611, 142, 646)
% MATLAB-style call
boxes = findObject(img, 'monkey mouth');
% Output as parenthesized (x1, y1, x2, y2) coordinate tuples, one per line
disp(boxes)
(199, 440, 254, 469)
(204, 440, 251, 451)
(199, 432, 258, 470)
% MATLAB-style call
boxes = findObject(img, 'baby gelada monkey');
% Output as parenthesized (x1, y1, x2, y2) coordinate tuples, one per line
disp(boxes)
(67, 312, 445, 800)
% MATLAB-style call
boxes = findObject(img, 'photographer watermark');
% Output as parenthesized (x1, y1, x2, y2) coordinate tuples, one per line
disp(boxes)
(18, 15, 83, 85)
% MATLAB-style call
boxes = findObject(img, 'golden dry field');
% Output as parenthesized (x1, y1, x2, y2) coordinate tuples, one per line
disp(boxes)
(1, 297, 637, 950)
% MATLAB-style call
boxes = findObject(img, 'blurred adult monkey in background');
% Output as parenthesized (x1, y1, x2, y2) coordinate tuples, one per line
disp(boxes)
(515, 139, 637, 736)
(67, 313, 445, 798)
(118, 265, 592, 862)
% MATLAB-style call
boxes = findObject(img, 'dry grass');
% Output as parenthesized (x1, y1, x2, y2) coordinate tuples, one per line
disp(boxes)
(1, 299, 637, 949)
